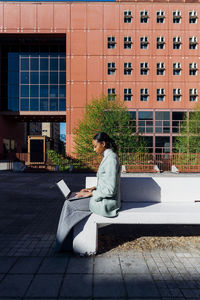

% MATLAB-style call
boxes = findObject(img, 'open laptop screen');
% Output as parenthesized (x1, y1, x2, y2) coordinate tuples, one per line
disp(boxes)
(56, 179, 71, 198)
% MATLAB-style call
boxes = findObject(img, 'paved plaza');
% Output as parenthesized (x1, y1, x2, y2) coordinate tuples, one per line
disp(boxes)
(0, 171, 200, 299)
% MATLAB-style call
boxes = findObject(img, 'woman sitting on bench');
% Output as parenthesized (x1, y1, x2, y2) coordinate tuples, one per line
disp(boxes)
(55, 132, 121, 252)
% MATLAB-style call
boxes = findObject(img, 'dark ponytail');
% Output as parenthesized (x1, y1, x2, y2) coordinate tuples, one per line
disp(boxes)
(93, 132, 118, 152)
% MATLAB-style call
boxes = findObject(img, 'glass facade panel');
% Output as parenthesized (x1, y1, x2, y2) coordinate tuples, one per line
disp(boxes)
(155, 111, 170, 120)
(50, 58, 58, 70)
(30, 99, 39, 111)
(138, 111, 153, 120)
(30, 85, 39, 97)
(50, 72, 58, 84)
(40, 72, 48, 84)
(20, 99, 29, 111)
(40, 98, 48, 111)
(21, 72, 29, 84)
(30, 72, 39, 84)
(8, 52, 66, 112)
(21, 85, 29, 97)
(50, 99, 58, 111)
(21, 58, 29, 70)
(40, 58, 48, 70)
(59, 72, 66, 84)
(40, 85, 48, 97)
(59, 99, 66, 111)
(31, 58, 39, 70)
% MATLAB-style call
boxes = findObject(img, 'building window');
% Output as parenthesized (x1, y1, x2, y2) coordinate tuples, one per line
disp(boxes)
(140, 62, 149, 75)
(173, 62, 181, 75)
(140, 36, 148, 49)
(157, 36, 165, 49)
(124, 62, 132, 75)
(173, 36, 181, 49)
(124, 10, 132, 23)
(107, 88, 116, 100)
(140, 88, 149, 101)
(107, 62, 116, 75)
(189, 10, 197, 23)
(124, 36, 132, 49)
(157, 62, 165, 75)
(155, 111, 170, 134)
(157, 88, 165, 101)
(189, 88, 198, 101)
(157, 10, 165, 23)
(107, 36, 116, 49)
(189, 36, 197, 49)
(140, 10, 149, 23)
(124, 88, 132, 101)
(138, 111, 153, 133)
(189, 62, 198, 75)
(173, 10, 181, 23)
(173, 88, 181, 102)
(19, 53, 66, 112)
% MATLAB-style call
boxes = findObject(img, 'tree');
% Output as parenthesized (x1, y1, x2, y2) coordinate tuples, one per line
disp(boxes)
(73, 96, 147, 155)
(174, 102, 200, 153)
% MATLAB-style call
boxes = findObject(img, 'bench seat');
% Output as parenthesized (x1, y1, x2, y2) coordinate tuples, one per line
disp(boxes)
(72, 176, 200, 255)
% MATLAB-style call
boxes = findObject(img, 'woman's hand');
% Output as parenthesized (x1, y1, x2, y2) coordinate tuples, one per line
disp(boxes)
(76, 191, 93, 198)
(80, 186, 96, 193)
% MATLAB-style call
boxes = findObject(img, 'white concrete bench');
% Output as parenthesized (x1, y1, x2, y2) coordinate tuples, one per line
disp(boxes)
(73, 176, 200, 255)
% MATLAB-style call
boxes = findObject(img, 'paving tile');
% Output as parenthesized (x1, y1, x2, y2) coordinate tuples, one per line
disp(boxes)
(25, 274, 62, 297)
(66, 257, 93, 274)
(94, 256, 121, 274)
(124, 274, 160, 297)
(0, 257, 17, 273)
(9, 257, 42, 274)
(181, 288, 200, 298)
(38, 257, 68, 273)
(94, 274, 126, 298)
(120, 257, 149, 274)
(60, 274, 92, 298)
(0, 274, 33, 297)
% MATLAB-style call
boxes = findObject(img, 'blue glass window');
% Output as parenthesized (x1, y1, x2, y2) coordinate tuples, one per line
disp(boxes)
(21, 58, 29, 70)
(21, 85, 29, 97)
(40, 98, 48, 111)
(40, 58, 48, 70)
(50, 98, 58, 111)
(59, 86, 66, 97)
(50, 85, 58, 97)
(30, 85, 39, 97)
(59, 72, 66, 84)
(20, 99, 29, 111)
(50, 72, 58, 84)
(50, 58, 58, 70)
(40, 72, 48, 84)
(31, 58, 39, 70)
(40, 85, 48, 97)
(30, 72, 39, 84)
(8, 52, 66, 112)
(60, 58, 66, 71)
(59, 98, 66, 111)
(30, 99, 39, 111)
(21, 72, 29, 84)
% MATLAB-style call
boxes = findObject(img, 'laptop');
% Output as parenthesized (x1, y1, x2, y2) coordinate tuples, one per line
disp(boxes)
(56, 179, 89, 201)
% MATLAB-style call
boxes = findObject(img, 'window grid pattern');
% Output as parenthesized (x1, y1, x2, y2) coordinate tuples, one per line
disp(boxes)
(189, 88, 198, 101)
(124, 36, 132, 49)
(107, 36, 116, 49)
(19, 53, 66, 111)
(107, 88, 116, 100)
(124, 62, 132, 75)
(140, 88, 149, 101)
(124, 88, 132, 101)
(124, 10, 132, 23)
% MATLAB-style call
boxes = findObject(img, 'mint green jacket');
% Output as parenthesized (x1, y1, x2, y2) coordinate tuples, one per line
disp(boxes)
(89, 149, 121, 218)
